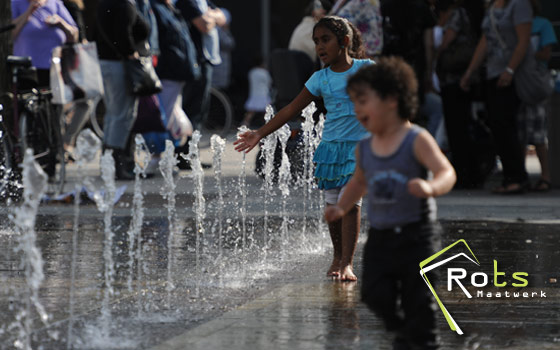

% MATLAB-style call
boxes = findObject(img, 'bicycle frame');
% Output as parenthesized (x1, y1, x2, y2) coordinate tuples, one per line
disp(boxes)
(4, 56, 66, 194)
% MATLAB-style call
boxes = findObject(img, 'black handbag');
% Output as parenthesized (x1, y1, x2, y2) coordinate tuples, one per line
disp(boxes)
(124, 56, 162, 96)
(98, 23, 162, 96)
(437, 9, 476, 75)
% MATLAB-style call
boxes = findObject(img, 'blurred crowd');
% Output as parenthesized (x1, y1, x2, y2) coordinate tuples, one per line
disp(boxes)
(9, 0, 559, 192)
(289, 0, 557, 193)
(11, 0, 232, 179)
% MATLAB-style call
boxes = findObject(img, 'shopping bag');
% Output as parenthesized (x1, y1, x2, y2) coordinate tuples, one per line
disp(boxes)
(167, 102, 192, 145)
(50, 42, 105, 104)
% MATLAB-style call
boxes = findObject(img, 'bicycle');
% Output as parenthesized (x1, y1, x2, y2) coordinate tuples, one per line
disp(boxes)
(1, 56, 66, 197)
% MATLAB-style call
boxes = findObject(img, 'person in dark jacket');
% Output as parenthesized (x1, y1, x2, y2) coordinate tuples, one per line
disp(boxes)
(174, 0, 225, 169)
(144, 0, 201, 175)
(175, 0, 225, 127)
(96, 0, 150, 179)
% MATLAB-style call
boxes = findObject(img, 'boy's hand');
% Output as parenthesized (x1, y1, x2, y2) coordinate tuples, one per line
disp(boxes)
(408, 178, 434, 198)
(324, 205, 344, 223)
(233, 130, 261, 153)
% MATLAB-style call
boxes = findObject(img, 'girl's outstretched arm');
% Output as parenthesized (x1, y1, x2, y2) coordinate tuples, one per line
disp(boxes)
(234, 87, 315, 153)
(409, 131, 456, 198)
(325, 147, 368, 222)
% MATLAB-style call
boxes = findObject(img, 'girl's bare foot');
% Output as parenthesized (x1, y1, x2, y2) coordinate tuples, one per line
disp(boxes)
(339, 265, 357, 281)
(327, 259, 341, 277)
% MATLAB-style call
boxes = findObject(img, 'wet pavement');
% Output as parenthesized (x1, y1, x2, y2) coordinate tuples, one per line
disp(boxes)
(0, 136, 559, 350)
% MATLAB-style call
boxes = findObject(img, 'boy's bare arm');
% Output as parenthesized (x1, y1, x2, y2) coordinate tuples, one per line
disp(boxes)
(411, 131, 456, 198)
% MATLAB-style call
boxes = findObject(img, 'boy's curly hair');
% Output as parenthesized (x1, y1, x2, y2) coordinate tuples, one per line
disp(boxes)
(313, 16, 366, 59)
(347, 56, 419, 120)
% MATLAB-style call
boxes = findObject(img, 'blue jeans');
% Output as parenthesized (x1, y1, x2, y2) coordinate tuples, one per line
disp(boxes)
(100, 60, 138, 149)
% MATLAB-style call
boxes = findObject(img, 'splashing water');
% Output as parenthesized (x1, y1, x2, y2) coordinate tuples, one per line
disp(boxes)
(159, 141, 178, 298)
(1, 111, 340, 348)
(261, 106, 276, 250)
(313, 114, 326, 243)
(276, 124, 292, 256)
(98, 150, 117, 337)
(67, 129, 101, 350)
(11, 150, 49, 350)
(210, 135, 226, 258)
(236, 125, 249, 253)
(300, 102, 317, 237)
(130, 135, 150, 317)
(127, 135, 149, 291)
(186, 131, 206, 294)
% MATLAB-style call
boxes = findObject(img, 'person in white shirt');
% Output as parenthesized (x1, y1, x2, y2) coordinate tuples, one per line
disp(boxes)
(242, 55, 272, 126)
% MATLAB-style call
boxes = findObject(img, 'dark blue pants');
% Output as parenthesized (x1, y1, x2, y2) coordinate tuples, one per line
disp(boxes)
(361, 221, 442, 349)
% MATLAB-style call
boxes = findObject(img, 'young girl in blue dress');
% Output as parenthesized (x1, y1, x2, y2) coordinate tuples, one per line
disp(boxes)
(235, 16, 373, 281)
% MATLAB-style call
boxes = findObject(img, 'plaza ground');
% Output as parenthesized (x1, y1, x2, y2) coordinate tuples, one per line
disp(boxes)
(0, 135, 558, 349)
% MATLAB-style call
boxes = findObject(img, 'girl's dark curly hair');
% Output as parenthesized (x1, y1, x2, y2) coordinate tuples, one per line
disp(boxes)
(313, 16, 366, 59)
(347, 56, 419, 120)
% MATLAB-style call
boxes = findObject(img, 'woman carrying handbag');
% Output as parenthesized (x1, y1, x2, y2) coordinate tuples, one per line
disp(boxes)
(96, 0, 151, 180)
(142, 0, 201, 176)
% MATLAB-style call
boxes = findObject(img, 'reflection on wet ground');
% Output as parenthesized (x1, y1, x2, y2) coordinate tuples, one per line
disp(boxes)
(0, 215, 558, 349)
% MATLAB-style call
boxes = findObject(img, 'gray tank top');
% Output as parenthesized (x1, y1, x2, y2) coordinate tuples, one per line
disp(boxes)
(360, 125, 436, 229)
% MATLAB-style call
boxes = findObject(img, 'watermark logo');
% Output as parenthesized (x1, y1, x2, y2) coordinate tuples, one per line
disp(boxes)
(419, 239, 542, 335)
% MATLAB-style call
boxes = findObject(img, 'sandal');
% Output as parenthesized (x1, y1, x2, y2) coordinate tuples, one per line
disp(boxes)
(531, 179, 551, 192)
(492, 182, 529, 195)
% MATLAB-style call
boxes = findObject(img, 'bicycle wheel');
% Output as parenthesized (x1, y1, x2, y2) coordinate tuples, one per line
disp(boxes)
(201, 88, 233, 138)
(89, 97, 104, 139)
(19, 103, 65, 194)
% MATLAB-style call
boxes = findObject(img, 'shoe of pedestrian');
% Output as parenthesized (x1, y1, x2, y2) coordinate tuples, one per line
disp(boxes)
(177, 157, 191, 170)
(111, 148, 135, 181)
(177, 158, 212, 170)
(115, 163, 135, 180)
(530, 178, 551, 192)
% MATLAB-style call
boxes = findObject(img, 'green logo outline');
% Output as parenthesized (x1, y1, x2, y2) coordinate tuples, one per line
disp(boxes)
(419, 239, 479, 335)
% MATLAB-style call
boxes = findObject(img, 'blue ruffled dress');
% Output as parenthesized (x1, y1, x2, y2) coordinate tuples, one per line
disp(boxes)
(314, 140, 359, 190)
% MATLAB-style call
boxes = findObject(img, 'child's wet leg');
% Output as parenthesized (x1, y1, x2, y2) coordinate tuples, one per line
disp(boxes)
(339, 205, 360, 281)
(327, 206, 342, 277)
